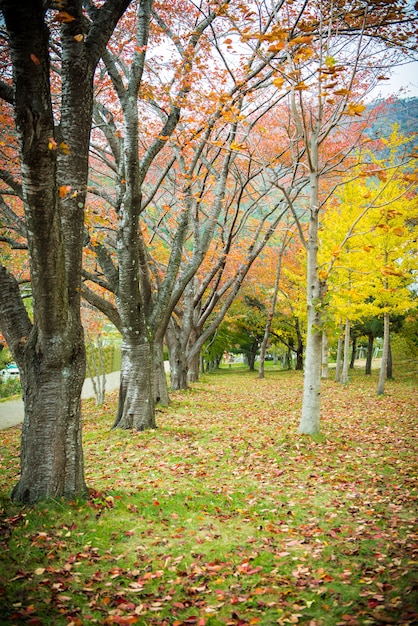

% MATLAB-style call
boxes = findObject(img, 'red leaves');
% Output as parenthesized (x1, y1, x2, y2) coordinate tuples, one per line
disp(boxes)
(236, 562, 263, 576)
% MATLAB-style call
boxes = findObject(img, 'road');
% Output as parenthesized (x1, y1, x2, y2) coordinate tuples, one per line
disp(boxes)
(0, 371, 121, 431)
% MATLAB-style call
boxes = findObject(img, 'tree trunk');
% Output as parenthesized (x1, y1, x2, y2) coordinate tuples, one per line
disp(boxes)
(350, 335, 357, 369)
(377, 312, 390, 395)
(0, 0, 123, 502)
(341, 319, 351, 385)
(86, 332, 106, 405)
(295, 320, 304, 371)
(335, 335, 343, 382)
(321, 331, 329, 379)
(154, 340, 169, 405)
(187, 329, 201, 383)
(248, 341, 258, 371)
(166, 321, 189, 391)
(387, 338, 393, 380)
(299, 175, 323, 435)
(365, 333, 373, 375)
(12, 326, 87, 503)
(113, 337, 156, 430)
(259, 242, 286, 379)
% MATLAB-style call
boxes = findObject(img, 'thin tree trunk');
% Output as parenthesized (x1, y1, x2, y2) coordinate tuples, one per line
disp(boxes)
(295, 320, 304, 371)
(377, 312, 390, 395)
(321, 331, 329, 379)
(86, 332, 106, 405)
(387, 338, 393, 380)
(259, 242, 286, 379)
(335, 334, 343, 382)
(299, 175, 323, 435)
(341, 319, 351, 384)
(350, 335, 357, 369)
(166, 320, 189, 391)
(187, 329, 201, 383)
(154, 339, 169, 405)
(365, 333, 373, 375)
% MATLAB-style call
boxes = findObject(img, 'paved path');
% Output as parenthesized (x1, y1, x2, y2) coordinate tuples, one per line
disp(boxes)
(0, 371, 121, 431)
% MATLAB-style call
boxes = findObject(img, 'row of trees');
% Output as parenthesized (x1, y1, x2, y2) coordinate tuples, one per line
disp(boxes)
(0, 0, 417, 502)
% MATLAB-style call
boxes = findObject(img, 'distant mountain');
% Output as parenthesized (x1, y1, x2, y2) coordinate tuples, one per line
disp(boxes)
(368, 97, 418, 138)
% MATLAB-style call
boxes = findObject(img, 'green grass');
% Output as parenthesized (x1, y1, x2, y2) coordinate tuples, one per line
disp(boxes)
(0, 366, 417, 625)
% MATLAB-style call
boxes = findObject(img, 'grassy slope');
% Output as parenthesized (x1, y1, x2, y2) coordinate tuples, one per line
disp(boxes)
(0, 365, 417, 625)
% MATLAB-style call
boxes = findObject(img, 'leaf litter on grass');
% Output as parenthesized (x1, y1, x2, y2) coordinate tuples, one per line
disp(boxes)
(0, 367, 417, 625)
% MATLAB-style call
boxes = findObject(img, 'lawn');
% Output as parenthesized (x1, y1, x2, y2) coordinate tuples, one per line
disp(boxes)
(0, 365, 417, 625)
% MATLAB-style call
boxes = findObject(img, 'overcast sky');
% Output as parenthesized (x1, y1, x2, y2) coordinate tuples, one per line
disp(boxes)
(371, 60, 418, 99)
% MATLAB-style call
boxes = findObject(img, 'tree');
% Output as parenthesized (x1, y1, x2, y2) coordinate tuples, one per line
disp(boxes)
(264, 2, 418, 434)
(320, 128, 417, 394)
(0, 0, 130, 503)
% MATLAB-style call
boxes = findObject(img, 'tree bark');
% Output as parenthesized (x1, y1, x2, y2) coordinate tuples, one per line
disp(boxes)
(341, 319, 351, 385)
(299, 174, 323, 435)
(259, 241, 286, 379)
(321, 331, 329, 379)
(387, 338, 393, 380)
(365, 333, 374, 375)
(295, 326, 304, 371)
(166, 320, 189, 391)
(113, 337, 156, 430)
(335, 334, 343, 382)
(350, 335, 357, 369)
(377, 312, 390, 395)
(154, 339, 169, 405)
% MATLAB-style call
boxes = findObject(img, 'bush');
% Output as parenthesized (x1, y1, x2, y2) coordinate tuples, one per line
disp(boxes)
(0, 378, 22, 399)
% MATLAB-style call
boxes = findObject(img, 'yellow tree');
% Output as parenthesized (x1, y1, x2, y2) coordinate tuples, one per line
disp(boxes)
(319, 128, 418, 392)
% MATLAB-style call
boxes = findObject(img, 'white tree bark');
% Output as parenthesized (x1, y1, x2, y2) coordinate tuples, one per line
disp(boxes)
(299, 187, 323, 435)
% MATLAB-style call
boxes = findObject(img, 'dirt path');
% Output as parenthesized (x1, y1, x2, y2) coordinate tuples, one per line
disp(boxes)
(0, 371, 121, 430)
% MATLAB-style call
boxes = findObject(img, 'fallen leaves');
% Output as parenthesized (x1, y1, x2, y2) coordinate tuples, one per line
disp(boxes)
(0, 369, 417, 624)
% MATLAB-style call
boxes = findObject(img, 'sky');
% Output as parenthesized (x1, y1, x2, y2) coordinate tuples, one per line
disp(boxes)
(370, 60, 418, 100)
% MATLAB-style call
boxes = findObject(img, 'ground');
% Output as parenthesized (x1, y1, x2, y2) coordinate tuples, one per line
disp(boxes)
(0, 364, 416, 625)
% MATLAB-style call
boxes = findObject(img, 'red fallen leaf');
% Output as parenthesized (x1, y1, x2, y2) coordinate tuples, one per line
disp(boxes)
(340, 616, 359, 624)
(30, 53, 41, 65)
(370, 613, 396, 624)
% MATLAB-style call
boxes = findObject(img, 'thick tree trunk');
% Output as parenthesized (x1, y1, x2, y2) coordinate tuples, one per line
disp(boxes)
(0, 0, 118, 502)
(365, 333, 374, 375)
(12, 326, 87, 503)
(113, 337, 156, 430)
(341, 319, 351, 385)
(377, 312, 390, 396)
